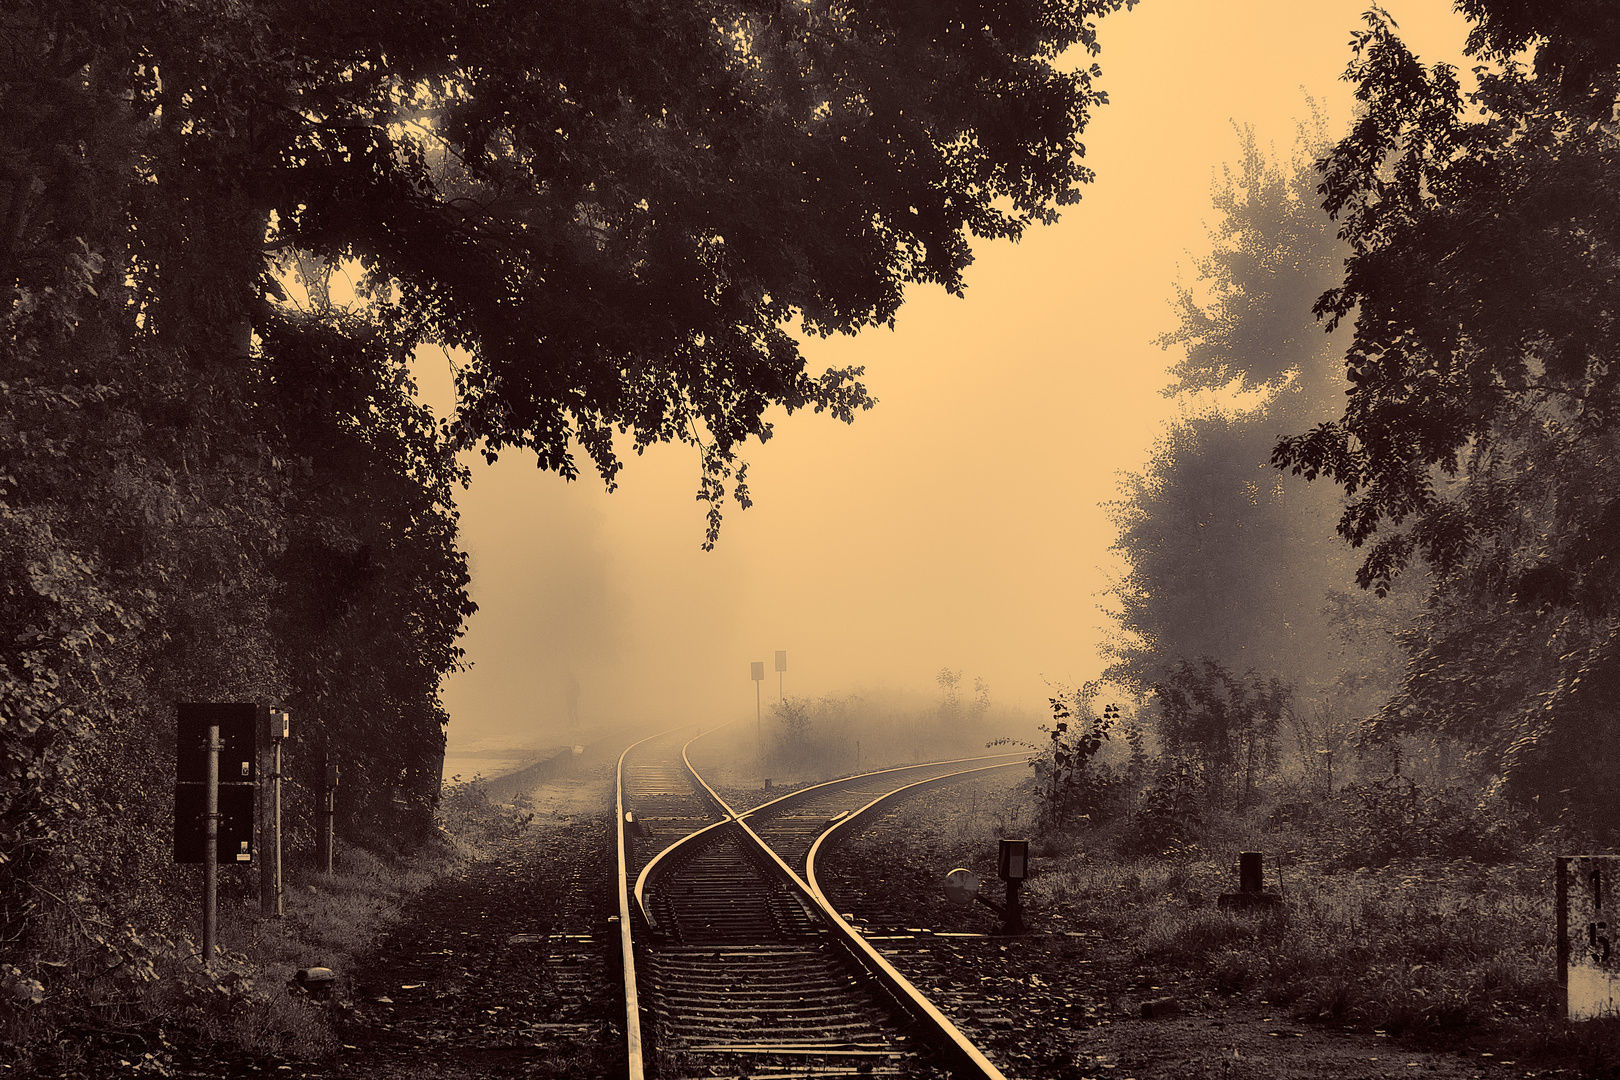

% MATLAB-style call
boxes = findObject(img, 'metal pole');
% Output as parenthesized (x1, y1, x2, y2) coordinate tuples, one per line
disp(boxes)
(270, 737, 283, 915)
(755, 681, 762, 759)
(204, 724, 219, 969)
(320, 760, 337, 875)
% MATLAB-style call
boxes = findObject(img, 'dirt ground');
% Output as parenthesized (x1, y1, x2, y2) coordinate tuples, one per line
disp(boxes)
(295, 760, 623, 1080)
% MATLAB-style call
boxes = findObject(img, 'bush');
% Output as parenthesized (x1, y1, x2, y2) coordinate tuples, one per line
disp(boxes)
(1326, 775, 1525, 868)
(995, 686, 1126, 833)
(436, 776, 535, 850)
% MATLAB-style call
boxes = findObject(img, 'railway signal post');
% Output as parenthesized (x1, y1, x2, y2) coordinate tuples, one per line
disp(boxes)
(751, 661, 765, 758)
(174, 702, 257, 969)
(997, 838, 1029, 934)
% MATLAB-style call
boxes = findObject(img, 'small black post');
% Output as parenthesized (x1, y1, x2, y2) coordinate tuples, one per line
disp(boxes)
(1003, 880, 1025, 935)
(1239, 851, 1264, 893)
(997, 839, 1030, 934)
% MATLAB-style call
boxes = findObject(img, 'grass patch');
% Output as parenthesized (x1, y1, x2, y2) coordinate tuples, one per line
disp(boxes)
(865, 771, 1620, 1073)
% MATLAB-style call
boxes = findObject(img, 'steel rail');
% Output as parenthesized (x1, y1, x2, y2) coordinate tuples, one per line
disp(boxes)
(763, 761, 1023, 1080)
(632, 748, 1021, 929)
(686, 753, 1025, 1080)
(629, 728, 740, 931)
(736, 752, 1026, 827)
(616, 722, 700, 1080)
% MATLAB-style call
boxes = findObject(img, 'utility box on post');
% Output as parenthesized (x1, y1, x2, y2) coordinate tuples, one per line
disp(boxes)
(997, 839, 1029, 882)
(174, 702, 257, 863)
(1559, 855, 1620, 1019)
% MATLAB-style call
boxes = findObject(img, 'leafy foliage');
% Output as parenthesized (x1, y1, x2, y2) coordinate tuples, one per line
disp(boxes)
(1325, 773, 1523, 869)
(1106, 114, 1380, 701)
(1151, 658, 1287, 808)
(437, 776, 536, 850)
(997, 684, 1121, 831)
(1270, 7, 1620, 828)
(0, 0, 1143, 1057)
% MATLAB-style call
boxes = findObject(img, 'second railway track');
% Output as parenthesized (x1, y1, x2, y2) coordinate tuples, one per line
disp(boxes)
(616, 727, 1024, 1079)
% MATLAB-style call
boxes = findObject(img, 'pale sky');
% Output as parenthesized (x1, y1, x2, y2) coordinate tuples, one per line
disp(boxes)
(427, 1, 1473, 753)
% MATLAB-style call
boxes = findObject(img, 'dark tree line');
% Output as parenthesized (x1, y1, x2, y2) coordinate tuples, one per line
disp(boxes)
(1112, 3, 1620, 834)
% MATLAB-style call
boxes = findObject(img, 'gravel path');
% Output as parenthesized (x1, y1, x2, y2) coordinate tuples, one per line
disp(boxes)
(306, 759, 622, 1080)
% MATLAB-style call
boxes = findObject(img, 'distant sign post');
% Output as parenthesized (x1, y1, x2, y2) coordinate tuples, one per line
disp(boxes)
(1560, 856, 1620, 1019)
(774, 650, 787, 700)
(750, 661, 765, 756)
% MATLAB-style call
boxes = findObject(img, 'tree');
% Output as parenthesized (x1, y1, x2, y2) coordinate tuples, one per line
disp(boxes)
(24, 0, 1137, 540)
(1152, 658, 1287, 809)
(1106, 115, 1373, 699)
(1272, 7, 1620, 827)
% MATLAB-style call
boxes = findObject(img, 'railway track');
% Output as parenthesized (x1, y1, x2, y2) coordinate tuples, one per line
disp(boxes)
(615, 727, 1024, 1079)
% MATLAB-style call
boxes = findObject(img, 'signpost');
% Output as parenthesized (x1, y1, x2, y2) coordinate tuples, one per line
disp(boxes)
(774, 649, 787, 699)
(175, 702, 257, 968)
(260, 706, 289, 917)
(318, 760, 340, 875)
(750, 661, 765, 757)
(942, 838, 1031, 935)
(1559, 855, 1620, 1019)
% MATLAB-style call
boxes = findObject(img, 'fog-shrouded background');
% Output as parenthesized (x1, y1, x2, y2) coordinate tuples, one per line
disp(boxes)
(428, 1, 1473, 764)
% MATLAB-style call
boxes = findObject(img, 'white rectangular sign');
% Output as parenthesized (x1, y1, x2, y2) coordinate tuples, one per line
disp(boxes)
(1560, 856, 1620, 1019)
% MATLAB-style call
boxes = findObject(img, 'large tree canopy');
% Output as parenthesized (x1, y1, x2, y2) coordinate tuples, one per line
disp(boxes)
(22, 0, 1134, 539)
(1108, 118, 1385, 708)
(1273, 6, 1620, 825)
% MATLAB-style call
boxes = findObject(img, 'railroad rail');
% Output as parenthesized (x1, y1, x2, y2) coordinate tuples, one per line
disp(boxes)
(615, 726, 1024, 1079)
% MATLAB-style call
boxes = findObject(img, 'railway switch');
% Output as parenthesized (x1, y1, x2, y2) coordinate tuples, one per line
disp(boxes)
(942, 839, 1030, 935)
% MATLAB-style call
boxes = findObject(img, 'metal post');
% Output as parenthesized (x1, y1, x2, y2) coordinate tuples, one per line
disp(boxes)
(203, 724, 220, 969)
(268, 736, 283, 915)
(1239, 851, 1264, 893)
(1004, 880, 1024, 935)
(319, 760, 337, 875)
(260, 708, 287, 918)
(755, 680, 762, 757)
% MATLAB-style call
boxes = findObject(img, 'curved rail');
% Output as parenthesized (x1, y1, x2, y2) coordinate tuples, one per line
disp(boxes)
(630, 729, 740, 931)
(745, 760, 1024, 1080)
(616, 722, 703, 1080)
(687, 749, 1023, 1079)
(621, 728, 1029, 1078)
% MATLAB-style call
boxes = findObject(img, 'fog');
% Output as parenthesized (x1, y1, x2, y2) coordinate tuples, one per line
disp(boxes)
(432, 1, 1471, 763)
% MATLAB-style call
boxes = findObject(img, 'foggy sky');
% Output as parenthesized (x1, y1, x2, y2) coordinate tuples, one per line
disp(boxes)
(426, 1, 1472, 753)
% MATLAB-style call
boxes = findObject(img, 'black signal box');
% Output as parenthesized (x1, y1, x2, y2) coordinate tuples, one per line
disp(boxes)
(175, 702, 257, 783)
(174, 702, 258, 864)
(173, 782, 255, 863)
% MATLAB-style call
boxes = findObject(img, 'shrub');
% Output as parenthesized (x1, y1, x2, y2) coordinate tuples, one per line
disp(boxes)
(1326, 775, 1526, 868)
(995, 684, 1125, 832)
(436, 776, 535, 850)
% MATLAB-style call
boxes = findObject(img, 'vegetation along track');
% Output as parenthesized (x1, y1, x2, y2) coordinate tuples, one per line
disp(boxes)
(616, 727, 1025, 1079)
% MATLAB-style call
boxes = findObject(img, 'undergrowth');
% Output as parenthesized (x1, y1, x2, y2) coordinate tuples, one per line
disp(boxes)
(0, 774, 534, 1076)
